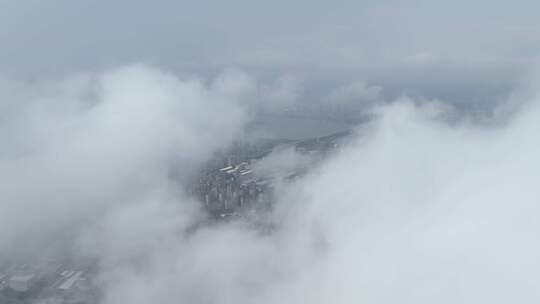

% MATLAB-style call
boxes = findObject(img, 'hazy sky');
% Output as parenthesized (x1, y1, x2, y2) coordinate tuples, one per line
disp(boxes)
(2, 0, 539, 111)
(1, 0, 539, 73)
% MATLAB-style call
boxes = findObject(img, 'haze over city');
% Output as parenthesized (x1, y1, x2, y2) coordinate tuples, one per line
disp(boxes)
(2, 1, 540, 303)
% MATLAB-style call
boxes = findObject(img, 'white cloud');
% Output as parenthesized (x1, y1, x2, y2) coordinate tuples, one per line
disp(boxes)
(326, 81, 383, 109)
(1, 37, 540, 304)
(0, 64, 249, 255)
(70, 84, 540, 304)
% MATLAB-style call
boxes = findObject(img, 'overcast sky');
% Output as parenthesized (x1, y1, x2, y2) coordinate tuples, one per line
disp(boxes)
(1, 0, 539, 74)
(1, 0, 539, 112)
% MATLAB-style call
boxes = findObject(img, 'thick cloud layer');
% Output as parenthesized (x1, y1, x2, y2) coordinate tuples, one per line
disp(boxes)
(0, 64, 248, 257)
(270, 98, 540, 303)
(2, 1, 540, 303)
(47, 80, 540, 303)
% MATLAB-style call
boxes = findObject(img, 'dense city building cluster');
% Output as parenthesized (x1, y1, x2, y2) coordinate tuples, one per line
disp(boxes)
(195, 131, 350, 217)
